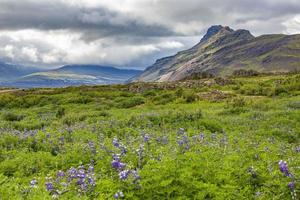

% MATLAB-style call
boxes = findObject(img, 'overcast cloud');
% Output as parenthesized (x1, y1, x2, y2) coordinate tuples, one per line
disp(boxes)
(0, 0, 300, 69)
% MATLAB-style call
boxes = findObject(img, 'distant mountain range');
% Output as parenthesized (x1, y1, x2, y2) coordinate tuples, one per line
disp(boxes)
(1, 25, 300, 87)
(0, 62, 41, 82)
(0, 64, 141, 88)
(135, 25, 300, 82)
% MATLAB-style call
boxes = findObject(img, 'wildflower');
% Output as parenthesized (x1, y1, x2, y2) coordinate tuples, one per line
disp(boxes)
(111, 156, 126, 170)
(143, 134, 150, 142)
(177, 128, 185, 135)
(288, 182, 295, 191)
(119, 145, 128, 155)
(199, 133, 205, 140)
(114, 191, 124, 199)
(45, 181, 54, 191)
(119, 170, 130, 180)
(30, 179, 38, 188)
(113, 138, 120, 148)
(177, 140, 184, 146)
(87, 174, 96, 186)
(88, 141, 96, 154)
(156, 137, 161, 143)
(88, 164, 94, 173)
(57, 170, 65, 178)
(67, 167, 77, 182)
(131, 170, 141, 181)
(59, 136, 65, 144)
(278, 160, 291, 177)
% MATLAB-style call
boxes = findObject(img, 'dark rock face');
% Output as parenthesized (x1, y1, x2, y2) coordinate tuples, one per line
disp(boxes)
(135, 25, 300, 82)
(200, 25, 228, 43)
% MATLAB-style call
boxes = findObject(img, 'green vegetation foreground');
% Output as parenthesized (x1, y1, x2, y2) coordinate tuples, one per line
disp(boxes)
(0, 74, 299, 199)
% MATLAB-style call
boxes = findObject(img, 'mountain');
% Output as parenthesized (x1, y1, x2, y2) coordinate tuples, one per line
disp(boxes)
(135, 25, 300, 82)
(3, 65, 141, 88)
(0, 61, 40, 82)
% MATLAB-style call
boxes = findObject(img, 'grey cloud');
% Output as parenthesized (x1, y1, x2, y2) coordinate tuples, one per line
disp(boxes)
(0, 0, 300, 68)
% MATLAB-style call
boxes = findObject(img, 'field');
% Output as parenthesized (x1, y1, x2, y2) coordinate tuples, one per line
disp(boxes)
(0, 74, 299, 199)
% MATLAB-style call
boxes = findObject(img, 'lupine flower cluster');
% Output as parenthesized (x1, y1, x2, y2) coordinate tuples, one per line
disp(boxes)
(113, 138, 128, 155)
(278, 160, 292, 177)
(278, 160, 297, 199)
(111, 138, 141, 199)
(119, 169, 140, 182)
(44, 164, 96, 195)
(111, 155, 126, 170)
(87, 141, 97, 155)
(136, 144, 144, 168)
(177, 128, 190, 151)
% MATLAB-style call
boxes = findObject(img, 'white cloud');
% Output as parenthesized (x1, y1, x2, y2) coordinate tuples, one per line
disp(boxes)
(21, 47, 38, 62)
(283, 15, 300, 34)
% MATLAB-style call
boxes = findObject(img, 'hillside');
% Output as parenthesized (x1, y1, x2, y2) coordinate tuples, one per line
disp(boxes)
(135, 25, 300, 82)
(1, 64, 141, 88)
(0, 62, 40, 82)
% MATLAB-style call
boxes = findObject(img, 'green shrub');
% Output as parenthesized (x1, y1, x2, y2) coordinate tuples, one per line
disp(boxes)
(117, 97, 145, 108)
(56, 107, 65, 118)
(184, 92, 198, 103)
(152, 93, 176, 105)
(2, 112, 25, 122)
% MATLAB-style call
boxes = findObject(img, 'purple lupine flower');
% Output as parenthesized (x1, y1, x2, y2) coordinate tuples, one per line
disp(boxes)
(88, 141, 96, 154)
(288, 182, 295, 191)
(295, 146, 300, 153)
(156, 137, 161, 143)
(111, 156, 126, 170)
(119, 170, 130, 180)
(131, 170, 141, 181)
(45, 182, 54, 191)
(57, 170, 65, 178)
(177, 128, 185, 135)
(88, 165, 94, 173)
(177, 140, 184, 146)
(87, 174, 96, 186)
(114, 193, 119, 199)
(199, 133, 205, 140)
(114, 191, 124, 199)
(67, 167, 77, 182)
(113, 138, 120, 148)
(30, 179, 38, 188)
(278, 160, 290, 177)
(143, 134, 150, 142)
(59, 136, 65, 144)
(61, 182, 68, 187)
(119, 145, 128, 155)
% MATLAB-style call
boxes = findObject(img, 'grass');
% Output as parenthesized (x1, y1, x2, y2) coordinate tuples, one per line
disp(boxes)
(0, 74, 299, 199)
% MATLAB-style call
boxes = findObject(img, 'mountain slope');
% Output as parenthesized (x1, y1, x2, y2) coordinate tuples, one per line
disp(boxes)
(0, 62, 40, 82)
(135, 25, 300, 82)
(5, 65, 141, 88)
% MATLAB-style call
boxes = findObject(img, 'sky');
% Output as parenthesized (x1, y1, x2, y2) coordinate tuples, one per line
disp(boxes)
(0, 0, 300, 69)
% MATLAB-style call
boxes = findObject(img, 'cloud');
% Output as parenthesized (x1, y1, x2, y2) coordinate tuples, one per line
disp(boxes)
(283, 15, 300, 34)
(0, 0, 300, 68)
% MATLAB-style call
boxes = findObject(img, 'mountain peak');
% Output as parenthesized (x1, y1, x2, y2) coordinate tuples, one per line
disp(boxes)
(200, 25, 234, 43)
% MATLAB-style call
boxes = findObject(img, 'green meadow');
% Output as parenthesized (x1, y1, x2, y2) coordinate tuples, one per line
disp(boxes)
(0, 74, 299, 199)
